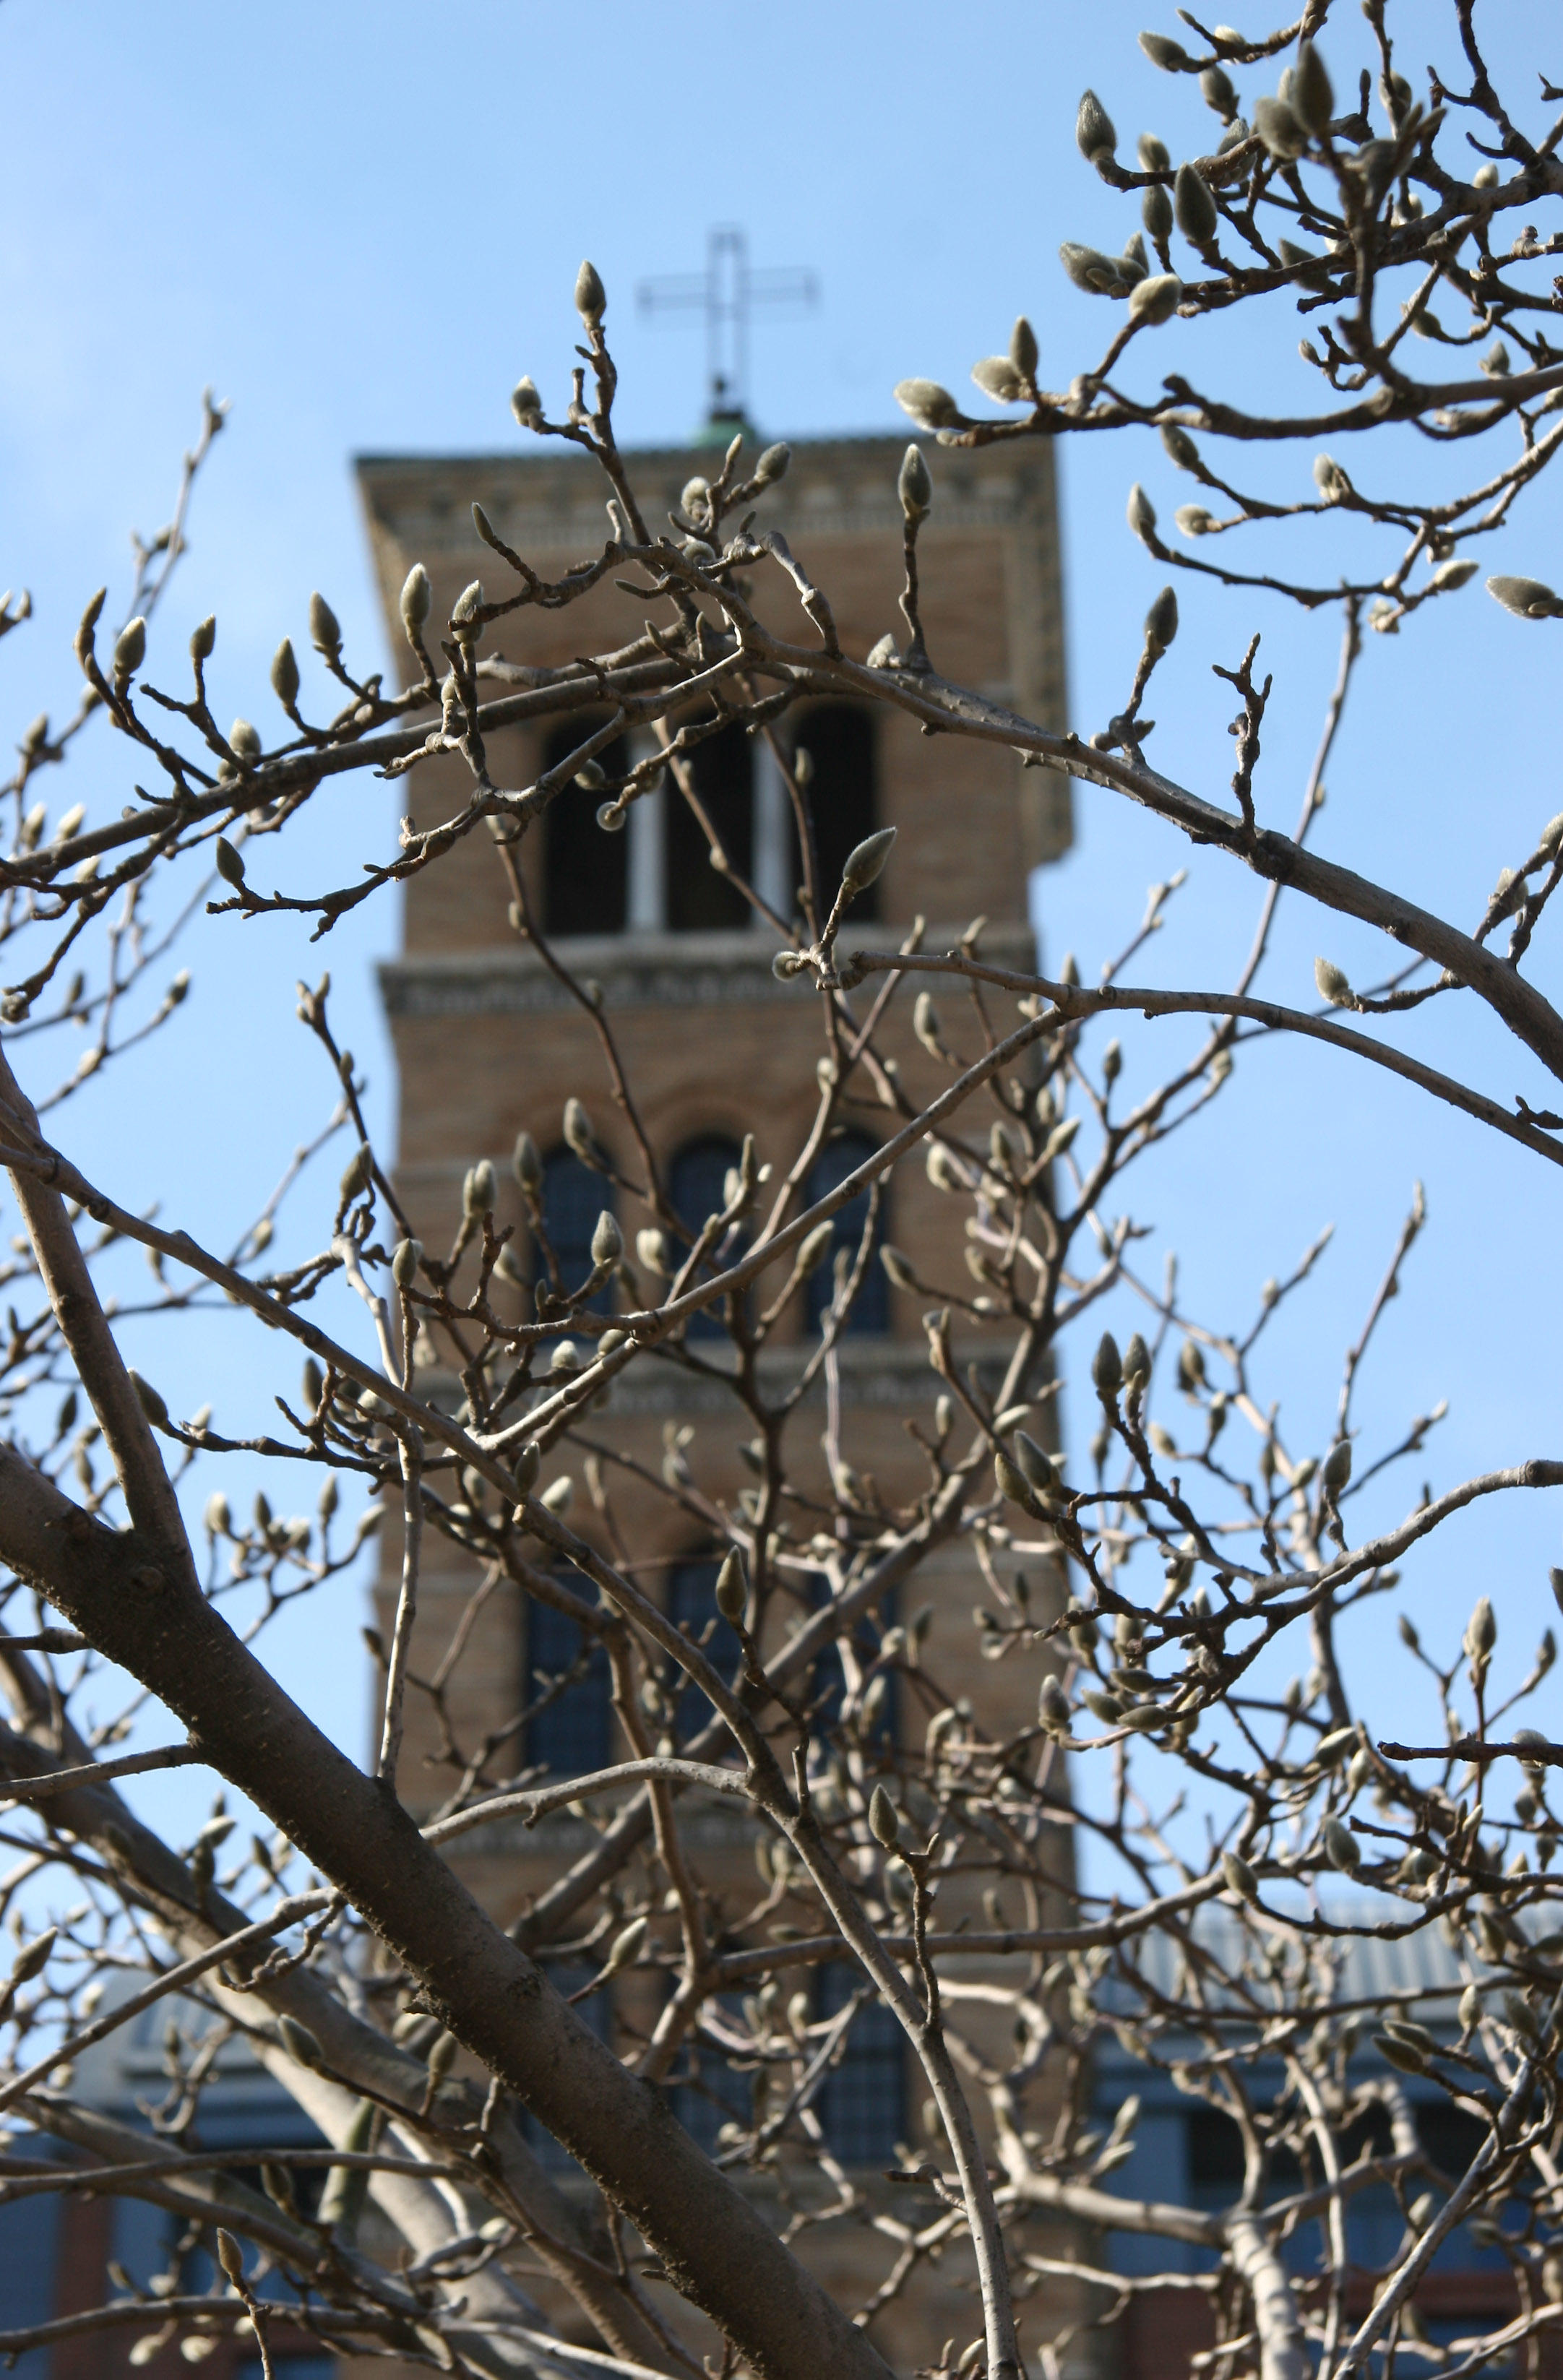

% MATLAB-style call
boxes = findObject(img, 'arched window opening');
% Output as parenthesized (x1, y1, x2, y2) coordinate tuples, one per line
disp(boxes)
(667, 721, 753, 931)
(665, 1556, 741, 1740)
(795, 705, 877, 923)
(816, 1962, 905, 2164)
(525, 1576, 611, 1779)
(669, 1133, 745, 1342)
(541, 717, 629, 938)
(804, 1131, 888, 1337)
(539, 1146, 615, 1318)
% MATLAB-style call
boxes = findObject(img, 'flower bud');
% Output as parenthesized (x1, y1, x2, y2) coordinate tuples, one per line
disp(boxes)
(599, 1918, 647, 1980)
(637, 1228, 671, 1277)
(339, 1142, 373, 1201)
(754, 441, 791, 485)
(512, 1131, 543, 1196)
(1038, 1674, 1072, 1734)
(1159, 425, 1200, 473)
(1465, 1595, 1497, 1659)
(392, 1237, 421, 1288)
(1222, 1850, 1259, 1900)
(215, 2228, 245, 2285)
(1321, 1439, 1352, 1496)
(1128, 273, 1183, 324)
(189, 614, 217, 663)
(214, 837, 246, 887)
(1322, 1816, 1361, 1872)
(1140, 33, 1190, 70)
(994, 1450, 1037, 1511)
(1200, 64, 1238, 118)
(897, 444, 933, 520)
(229, 718, 262, 764)
(1092, 1332, 1122, 1402)
(881, 1245, 916, 1290)
(1127, 485, 1158, 546)
(563, 1097, 593, 1157)
(798, 1220, 835, 1277)
(278, 2015, 324, 2069)
(1487, 576, 1563, 621)
(1015, 1432, 1057, 1495)
(74, 586, 106, 669)
(971, 355, 1025, 405)
(1137, 133, 1171, 171)
(451, 579, 485, 633)
(869, 1785, 900, 1847)
(574, 259, 607, 327)
(1142, 182, 1174, 241)
(511, 375, 544, 428)
(1122, 1332, 1150, 1387)
(400, 563, 433, 642)
(540, 1474, 574, 1515)
(1429, 558, 1478, 592)
(1459, 1984, 1483, 2032)
(840, 825, 896, 897)
(309, 592, 342, 655)
(112, 616, 146, 684)
(464, 1159, 496, 1217)
(1059, 243, 1131, 296)
(715, 1551, 746, 1625)
(129, 1370, 171, 1430)
(1009, 316, 1038, 381)
(1144, 585, 1179, 654)
(1174, 163, 1218, 244)
(1292, 39, 1333, 137)
(1076, 88, 1118, 163)
(894, 379, 960, 431)
(512, 1441, 541, 1498)
(270, 637, 300, 710)
(1314, 957, 1353, 1006)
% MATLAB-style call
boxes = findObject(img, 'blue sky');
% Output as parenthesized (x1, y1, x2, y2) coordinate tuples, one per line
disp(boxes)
(0, 0, 1559, 1860)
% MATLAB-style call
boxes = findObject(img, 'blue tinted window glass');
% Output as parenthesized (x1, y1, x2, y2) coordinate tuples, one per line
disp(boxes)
(670, 1136, 744, 1342)
(666, 1559, 741, 1741)
(804, 1132, 887, 1337)
(541, 1147, 614, 1317)
(817, 1962, 903, 2165)
(669, 1995, 751, 2153)
(526, 1579, 611, 1777)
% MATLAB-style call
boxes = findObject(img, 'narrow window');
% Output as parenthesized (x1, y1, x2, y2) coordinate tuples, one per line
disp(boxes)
(804, 1131, 888, 1337)
(541, 717, 628, 937)
(525, 1578, 611, 1778)
(539, 1147, 614, 1318)
(795, 705, 877, 922)
(666, 1557, 741, 1740)
(669, 1134, 744, 1342)
(817, 1962, 905, 2164)
(667, 721, 753, 931)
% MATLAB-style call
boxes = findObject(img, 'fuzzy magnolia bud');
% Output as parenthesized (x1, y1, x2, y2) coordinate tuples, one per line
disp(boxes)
(1314, 957, 1353, 1006)
(893, 379, 960, 431)
(1174, 163, 1218, 244)
(511, 375, 544, 428)
(754, 441, 791, 486)
(839, 825, 896, 898)
(1161, 423, 1200, 472)
(1222, 1850, 1260, 1901)
(339, 1142, 373, 1202)
(1092, 1332, 1123, 1402)
(129, 1370, 171, 1430)
(1059, 243, 1131, 296)
(1322, 1816, 1362, 1873)
(715, 1551, 746, 1625)
(1140, 31, 1192, 70)
(972, 355, 1025, 405)
(270, 638, 300, 710)
(278, 2015, 324, 2069)
(994, 1449, 1037, 1511)
(1128, 273, 1183, 325)
(463, 1160, 496, 1217)
(1465, 1595, 1497, 1660)
(309, 592, 342, 655)
(512, 1131, 543, 1196)
(1010, 316, 1038, 381)
(214, 837, 246, 889)
(897, 444, 933, 521)
(215, 2228, 246, 2285)
(1038, 1674, 1072, 1734)
(400, 564, 433, 642)
(513, 1440, 541, 1496)
(1076, 88, 1117, 163)
(1142, 182, 1174, 241)
(1200, 63, 1238, 118)
(1015, 1432, 1057, 1495)
(574, 259, 607, 327)
(1292, 39, 1334, 136)
(563, 1097, 594, 1157)
(591, 1209, 622, 1267)
(1321, 1439, 1352, 1497)
(1144, 585, 1179, 654)
(1488, 576, 1563, 621)
(598, 1916, 647, 1980)
(881, 1245, 916, 1290)
(189, 613, 217, 663)
(391, 1237, 421, 1288)
(637, 1227, 671, 1277)
(1253, 95, 1308, 160)
(868, 1785, 900, 1847)
(1122, 1332, 1150, 1387)
(1127, 485, 1158, 546)
(113, 616, 147, 684)
(798, 1219, 835, 1276)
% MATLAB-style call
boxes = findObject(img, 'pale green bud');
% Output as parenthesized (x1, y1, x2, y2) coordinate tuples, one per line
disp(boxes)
(1322, 1816, 1361, 1872)
(309, 592, 342, 655)
(563, 1097, 593, 1157)
(189, 613, 216, 663)
(1038, 1673, 1072, 1733)
(514, 1440, 541, 1495)
(840, 825, 896, 897)
(1174, 163, 1218, 243)
(229, 717, 261, 764)
(880, 1245, 916, 1290)
(1059, 243, 1131, 296)
(893, 378, 960, 431)
(1139, 33, 1191, 72)
(1488, 576, 1563, 621)
(898, 444, 933, 519)
(754, 441, 791, 486)
(1009, 316, 1038, 380)
(339, 1142, 373, 1201)
(1092, 1332, 1122, 1401)
(510, 375, 543, 428)
(1128, 273, 1183, 325)
(1142, 182, 1174, 241)
(971, 355, 1025, 405)
(1254, 94, 1307, 160)
(1176, 504, 1217, 536)
(391, 1238, 421, 1288)
(1127, 485, 1158, 546)
(1291, 40, 1333, 137)
(574, 259, 606, 327)
(1076, 89, 1118, 163)
(869, 1785, 900, 1847)
(129, 1370, 170, 1430)
(1144, 585, 1179, 653)
(214, 837, 246, 888)
(591, 1210, 622, 1266)
(599, 1918, 647, 1980)
(464, 1159, 496, 1217)
(1161, 423, 1200, 470)
(112, 616, 146, 683)
(1137, 133, 1171, 171)
(400, 563, 433, 642)
(1200, 64, 1238, 119)
(512, 1131, 543, 1196)
(1222, 1850, 1259, 1900)
(451, 579, 485, 631)
(715, 1551, 746, 1625)
(1314, 957, 1353, 1006)
(798, 1220, 835, 1275)
(1321, 1439, 1352, 1496)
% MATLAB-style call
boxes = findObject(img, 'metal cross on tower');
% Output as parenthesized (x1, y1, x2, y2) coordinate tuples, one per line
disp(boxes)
(636, 226, 819, 429)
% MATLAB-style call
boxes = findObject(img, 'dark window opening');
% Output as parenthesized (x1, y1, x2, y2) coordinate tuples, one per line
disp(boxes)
(796, 706, 877, 923)
(666, 1557, 742, 1741)
(525, 1577, 612, 1779)
(539, 1145, 615, 1318)
(542, 717, 628, 938)
(804, 1131, 888, 1337)
(804, 1575, 896, 1742)
(817, 1960, 905, 2164)
(668, 720, 752, 931)
(670, 1134, 745, 1342)
(668, 1995, 752, 2153)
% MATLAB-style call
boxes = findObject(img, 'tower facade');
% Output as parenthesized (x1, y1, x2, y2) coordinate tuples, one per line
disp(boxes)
(356, 427, 1075, 2368)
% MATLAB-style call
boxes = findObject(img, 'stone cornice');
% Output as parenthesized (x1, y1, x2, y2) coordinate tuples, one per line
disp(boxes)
(380, 922, 1038, 1023)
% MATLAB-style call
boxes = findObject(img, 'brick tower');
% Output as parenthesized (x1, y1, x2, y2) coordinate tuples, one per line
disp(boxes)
(356, 423, 1075, 2368)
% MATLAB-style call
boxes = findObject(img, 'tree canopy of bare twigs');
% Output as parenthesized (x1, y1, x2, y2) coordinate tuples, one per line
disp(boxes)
(1, 7, 1563, 2379)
